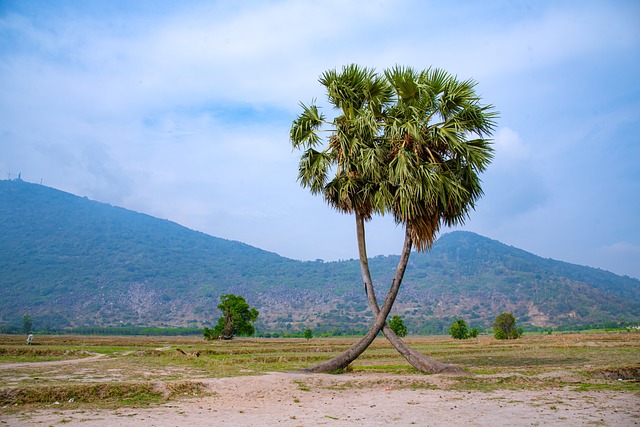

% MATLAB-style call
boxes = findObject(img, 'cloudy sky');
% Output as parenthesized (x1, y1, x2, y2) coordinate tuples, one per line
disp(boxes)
(2, 1, 639, 279)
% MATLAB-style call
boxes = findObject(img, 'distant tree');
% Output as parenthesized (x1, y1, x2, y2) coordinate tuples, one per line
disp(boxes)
(388, 315, 408, 338)
(203, 294, 258, 340)
(303, 328, 313, 340)
(493, 312, 522, 339)
(22, 315, 33, 334)
(449, 319, 470, 339)
(469, 327, 479, 338)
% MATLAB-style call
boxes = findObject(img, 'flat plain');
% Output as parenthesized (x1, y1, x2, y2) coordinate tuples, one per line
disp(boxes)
(0, 332, 638, 426)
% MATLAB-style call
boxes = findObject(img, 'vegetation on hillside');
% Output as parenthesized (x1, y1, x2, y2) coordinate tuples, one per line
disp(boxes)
(1, 178, 639, 335)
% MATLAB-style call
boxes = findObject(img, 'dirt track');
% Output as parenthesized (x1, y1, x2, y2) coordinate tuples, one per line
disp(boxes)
(3, 372, 639, 426)
(0, 353, 106, 370)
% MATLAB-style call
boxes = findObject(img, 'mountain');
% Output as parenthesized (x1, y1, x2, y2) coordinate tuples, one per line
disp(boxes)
(1, 178, 638, 334)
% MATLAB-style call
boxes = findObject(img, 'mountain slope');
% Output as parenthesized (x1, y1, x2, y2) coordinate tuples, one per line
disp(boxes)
(386, 232, 640, 331)
(1, 179, 638, 333)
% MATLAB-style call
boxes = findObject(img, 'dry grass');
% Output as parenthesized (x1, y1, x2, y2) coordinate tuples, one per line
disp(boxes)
(0, 382, 163, 405)
(0, 331, 638, 409)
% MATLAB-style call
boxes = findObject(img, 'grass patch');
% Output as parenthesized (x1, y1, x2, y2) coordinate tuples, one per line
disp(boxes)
(0, 332, 638, 404)
(571, 382, 640, 392)
(164, 381, 208, 398)
(589, 366, 640, 381)
(328, 364, 353, 374)
(0, 347, 97, 363)
(293, 380, 311, 391)
(0, 382, 163, 406)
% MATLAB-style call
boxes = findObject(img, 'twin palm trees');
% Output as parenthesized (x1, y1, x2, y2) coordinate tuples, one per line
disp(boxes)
(291, 64, 497, 373)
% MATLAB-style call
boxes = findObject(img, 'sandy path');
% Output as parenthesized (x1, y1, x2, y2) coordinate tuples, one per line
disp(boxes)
(0, 353, 106, 370)
(2, 372, 638, 426)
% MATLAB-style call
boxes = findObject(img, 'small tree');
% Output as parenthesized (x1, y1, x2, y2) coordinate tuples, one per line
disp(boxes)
(493, 312, 522, 339)
(22, 315, 33, 334)
(469, 327, 479, 338)
(388, 315, 408, 338)
(449, 319, 470, 339)
(204, 294, 259, 340)
(303, 328, 313, 340)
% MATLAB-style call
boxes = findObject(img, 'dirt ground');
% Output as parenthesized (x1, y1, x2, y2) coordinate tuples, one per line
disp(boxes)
(2, 372, 639, 426)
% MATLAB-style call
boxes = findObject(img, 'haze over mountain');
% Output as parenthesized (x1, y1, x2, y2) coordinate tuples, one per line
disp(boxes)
(1, 179, 638, 334)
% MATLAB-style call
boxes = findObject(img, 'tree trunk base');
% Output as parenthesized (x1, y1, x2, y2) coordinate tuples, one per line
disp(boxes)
(379, 324, 470, 375)
(437, 365, 472, 376)
(399, 351, 470, 376)
(296, 363, 469, 376)
(298, 365, 352, 374)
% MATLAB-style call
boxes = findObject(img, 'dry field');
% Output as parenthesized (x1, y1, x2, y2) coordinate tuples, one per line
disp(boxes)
(0, 332, 638, 426)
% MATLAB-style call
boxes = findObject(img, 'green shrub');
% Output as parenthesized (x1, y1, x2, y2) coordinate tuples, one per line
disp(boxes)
(303, 328, 313, 340)
(493, 312, 522, 339)
(389, 315, 408, 337)
(449, 319, 469, 339)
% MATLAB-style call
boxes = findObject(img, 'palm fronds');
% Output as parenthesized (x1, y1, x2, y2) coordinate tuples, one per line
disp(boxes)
(290, 64, 498, 251)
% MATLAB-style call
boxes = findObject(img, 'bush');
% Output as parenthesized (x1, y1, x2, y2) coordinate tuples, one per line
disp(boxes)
(303, 328, 313, 340)
(493, 312, 522, 339)
(388, 315, 408, 337)
(449, 319, 469, 339)
(202, 326, 216, 340)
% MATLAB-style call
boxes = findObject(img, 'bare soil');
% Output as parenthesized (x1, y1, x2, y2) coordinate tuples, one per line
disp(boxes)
(0, 353, 105, 370)
(2, 372, 639, 426)
(1, 333, 638, 426)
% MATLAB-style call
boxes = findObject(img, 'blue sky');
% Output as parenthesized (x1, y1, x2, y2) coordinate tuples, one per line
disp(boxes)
(1, 1, 639, 279)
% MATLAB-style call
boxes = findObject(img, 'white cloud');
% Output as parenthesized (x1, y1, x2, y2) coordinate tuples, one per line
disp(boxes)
(1, 0, 639, 279)
(602, 242, 640, 256)
(492, 127, 531, 164)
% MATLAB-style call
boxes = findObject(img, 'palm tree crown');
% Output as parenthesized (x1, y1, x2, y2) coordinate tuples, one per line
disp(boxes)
(383, 66, 498, 250)
(290, 64, 393, 220)
(290, 65, 497, 250)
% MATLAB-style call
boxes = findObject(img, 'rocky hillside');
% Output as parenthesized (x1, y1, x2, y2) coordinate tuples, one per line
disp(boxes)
(1, 178, 638, 334)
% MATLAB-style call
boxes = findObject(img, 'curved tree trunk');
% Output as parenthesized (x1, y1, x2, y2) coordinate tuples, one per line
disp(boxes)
(301, 220, 413, 373)
(355, 214, 466, 375)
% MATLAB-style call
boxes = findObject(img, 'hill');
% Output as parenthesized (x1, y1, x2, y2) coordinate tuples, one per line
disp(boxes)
(1, 178, 638, 334)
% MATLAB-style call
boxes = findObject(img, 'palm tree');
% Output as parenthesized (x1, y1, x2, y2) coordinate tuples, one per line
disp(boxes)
(358, 66, 498, 373)
(290, 65, 497, 373)
(291, 64, 396, 372)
